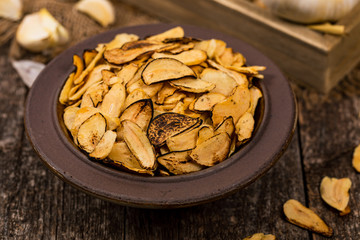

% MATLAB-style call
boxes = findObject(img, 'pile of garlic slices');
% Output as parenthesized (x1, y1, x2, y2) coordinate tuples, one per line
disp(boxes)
(59, 26, 265, 176)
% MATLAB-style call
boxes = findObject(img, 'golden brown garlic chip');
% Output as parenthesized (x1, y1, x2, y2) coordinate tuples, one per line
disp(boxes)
(152, 49, 207, 66)
(147, 112, 200, 146)
(108, 141, 154, 176)
(243, 233, 276, 240)
(283, 199, 333, 237)
(212, 86, 251, 127)
(157, 151, 204, 175)
(352, 144, 360, 172)
(77, 113, 107, 153)
(120, 120, 156, 170)
(320, 176, 351, 212)
(146, 26, 184, 42)
(190, 132, 231, 166)
(142, 58, 196, 85)
(89, 130, 117, 160)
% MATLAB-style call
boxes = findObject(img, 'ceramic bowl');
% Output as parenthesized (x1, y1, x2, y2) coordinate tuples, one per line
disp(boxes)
(25, 23, 297, 208)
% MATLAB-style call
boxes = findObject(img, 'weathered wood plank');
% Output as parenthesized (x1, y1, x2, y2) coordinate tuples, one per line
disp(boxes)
(1, 134, 127, 239)
(0, 42, 28, 239)
(296, 71, 360, 239)
(125, 132, 308, 239)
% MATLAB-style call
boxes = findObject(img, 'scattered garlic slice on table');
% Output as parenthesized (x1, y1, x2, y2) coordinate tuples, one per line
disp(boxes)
(243, 233, 276, 240)
(320, 176, 352, 213)
(352, 144, 360, 172)
(283, 199, 333, 237)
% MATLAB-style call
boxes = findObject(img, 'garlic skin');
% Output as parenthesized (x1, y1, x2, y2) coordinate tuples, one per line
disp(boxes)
(262, 0, 360, 24)
(0, 0, 22, 21)
(16, 8, 69, 52)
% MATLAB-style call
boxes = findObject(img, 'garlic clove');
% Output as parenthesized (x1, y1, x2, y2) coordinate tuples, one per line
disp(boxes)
(75, 0, 115, 27)
(38, 8, 69, 47)
(0, 0, 22, 21)
(15, 8, 69, 52)
(16, 12, 51, 52)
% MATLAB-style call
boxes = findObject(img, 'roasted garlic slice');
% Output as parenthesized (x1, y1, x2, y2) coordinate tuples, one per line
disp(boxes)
(166, 123, 201, 151)
(89, 130, 117, 159)
(196, 125, 215, 145)
(235, 112, 255, 143)
(157, 151, 204, 175)
(212, 86, 251, 127)
(146, 26, 184, 42)
(70, 107, 99, 140)
(141, 58, 196, 85)
(147, 113, 201, 146)
(63, 106, 79, 131)
(243, 233, 276, 240)
(193, 92, 226, 111)
(248, 86, 263, 116)
(77, 112, 107, 153)
(152, 49, 207, 66)
(124, 89, 150, 108)
(190, 132, 231, 166)
(100, 83, 126, 118)
(208, 59, 248, 87)
(283, 199, 333, 237)
(352, 144, 360, 172)
(200, 68, 237, 96)
(108, 141, 154, 176)
(119, 99, 153, 132)
(169, 77, 215, 93)
(69, 64, 110, 101)
(104, 40, 174, 65)
(215, 116, 235, 137)
(320, 176, 351, 212)
(120, 120, 156, 170)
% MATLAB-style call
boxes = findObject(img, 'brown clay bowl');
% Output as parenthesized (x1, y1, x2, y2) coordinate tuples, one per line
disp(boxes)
(25, 23, 297, 208)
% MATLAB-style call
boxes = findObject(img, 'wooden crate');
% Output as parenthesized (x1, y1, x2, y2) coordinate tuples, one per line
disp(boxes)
(121, 0, 360, 93)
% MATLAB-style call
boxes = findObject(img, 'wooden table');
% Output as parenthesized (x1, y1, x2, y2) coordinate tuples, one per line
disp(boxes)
(1, 1, 360, 239)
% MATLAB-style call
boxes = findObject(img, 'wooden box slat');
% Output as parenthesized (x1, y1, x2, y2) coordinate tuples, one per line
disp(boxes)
(122, 0, 360, 93)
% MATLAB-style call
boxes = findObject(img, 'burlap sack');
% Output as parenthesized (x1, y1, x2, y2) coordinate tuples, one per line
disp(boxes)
(0, 0, 159, 63)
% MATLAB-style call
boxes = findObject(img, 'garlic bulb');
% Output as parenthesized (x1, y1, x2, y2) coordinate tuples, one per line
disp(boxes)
(262, 0, 360, 24)
(75, 0, 115, 27)
(16, 8, 69, 52)
(0, 0, 22, 21)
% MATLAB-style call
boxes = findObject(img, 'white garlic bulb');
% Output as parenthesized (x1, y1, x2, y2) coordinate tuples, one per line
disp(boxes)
(262, 0, 360, 24)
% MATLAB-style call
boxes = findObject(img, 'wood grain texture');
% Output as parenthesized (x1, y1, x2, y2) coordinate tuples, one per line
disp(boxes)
(295, 74, 360, 239)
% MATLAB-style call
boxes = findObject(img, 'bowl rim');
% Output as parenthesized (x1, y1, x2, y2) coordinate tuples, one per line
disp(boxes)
(24, 23, 297, 208)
